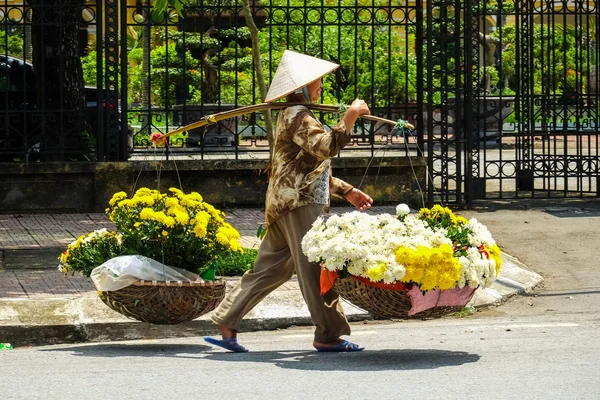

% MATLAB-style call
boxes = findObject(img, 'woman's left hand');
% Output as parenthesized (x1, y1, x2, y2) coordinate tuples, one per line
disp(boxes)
(344, 188, 373, 211)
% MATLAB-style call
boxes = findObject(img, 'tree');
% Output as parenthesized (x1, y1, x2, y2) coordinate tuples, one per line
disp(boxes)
(152, 0, 275, 149)
(29, 0, 88, 161)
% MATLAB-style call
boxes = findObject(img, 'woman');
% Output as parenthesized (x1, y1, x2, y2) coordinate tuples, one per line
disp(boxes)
(204, 50, 373, 352)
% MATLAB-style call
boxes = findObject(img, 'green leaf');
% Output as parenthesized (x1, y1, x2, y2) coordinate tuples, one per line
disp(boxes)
(256, 224, 267, 240)
(151, 9, 166, 24)
(134, 299, 140, 307)
(172, 0, 184, 17)
(153, 0, 168, 14)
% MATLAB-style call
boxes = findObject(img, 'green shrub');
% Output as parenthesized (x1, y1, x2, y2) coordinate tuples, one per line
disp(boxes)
(214, 248, 258, 276)
(0, 31, 23, 58)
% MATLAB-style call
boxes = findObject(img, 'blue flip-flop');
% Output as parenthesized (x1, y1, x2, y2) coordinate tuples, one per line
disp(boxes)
(203, 336, 249, 353)
(316, 340, 364, 352)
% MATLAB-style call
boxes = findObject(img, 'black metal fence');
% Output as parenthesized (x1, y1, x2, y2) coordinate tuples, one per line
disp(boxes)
(121, 0, 423, 160)
(1, 0, 599, 203)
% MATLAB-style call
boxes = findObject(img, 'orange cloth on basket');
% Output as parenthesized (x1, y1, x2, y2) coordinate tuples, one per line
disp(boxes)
(354, 276, 406, 291)
(320, 268, 339, 295)
(320, 267, 407, 295)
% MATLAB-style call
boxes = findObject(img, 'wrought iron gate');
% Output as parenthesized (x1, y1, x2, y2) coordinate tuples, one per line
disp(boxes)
(426, 0, 600, 206)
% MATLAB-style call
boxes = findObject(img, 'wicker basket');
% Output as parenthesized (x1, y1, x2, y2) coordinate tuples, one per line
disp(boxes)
(98, 279, 226, 324)
(334, 276, 468, 319)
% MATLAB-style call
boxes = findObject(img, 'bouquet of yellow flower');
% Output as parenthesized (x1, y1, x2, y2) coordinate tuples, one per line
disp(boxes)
(58, 229, 124, 277)
(58, 187, 243, 280)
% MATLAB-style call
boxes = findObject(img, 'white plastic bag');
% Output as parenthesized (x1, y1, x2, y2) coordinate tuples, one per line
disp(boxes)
(91, 255, 202, 291)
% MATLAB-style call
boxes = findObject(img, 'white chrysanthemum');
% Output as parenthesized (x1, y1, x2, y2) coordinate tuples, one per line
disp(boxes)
(467, 218, 495, 247)
(395, 203, 411, 217)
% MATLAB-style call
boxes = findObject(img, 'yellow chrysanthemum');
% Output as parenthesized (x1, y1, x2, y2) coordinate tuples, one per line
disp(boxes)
(109, 191, 127, 206)
(134, 222, 142, 228)
(174, 211, 189, 225)
(165, 197, 179, 208)
(181, 196, 201, 209)
(153, 211, 167, 224)
(217, 225, 241, 241)
(167, 204, 187, 216)
(193, 223, 207, 238)
(229, 238, 243, 253)
(70, 236, 84, 250)
(163, 216, 176, 228)
(488, 244, 502, 276)
(203, 203, 220, 217)
(215, 232, 229, 246)
(187, 191, 203, 202)
(367, 263, 387, 282)
(195, 211, 211, 226)
(396, 244, 460, 290)
(117, 199, 130, 208)
(134, 187, 152, 196)
(420, 268, 439, 291)
(169, 188, 184, 198)
(161, 230, 168, 237)
(455, 216, 469, 225)
(134, 195, 155, 206)
(438, 270, 458, 290)
(140, 208, 155, 220)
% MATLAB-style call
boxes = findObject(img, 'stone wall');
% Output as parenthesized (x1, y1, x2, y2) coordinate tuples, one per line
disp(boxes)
(0, 157, 426, 213)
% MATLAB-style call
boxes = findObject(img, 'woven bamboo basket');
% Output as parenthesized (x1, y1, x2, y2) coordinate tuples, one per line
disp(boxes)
(333, 276, 466, 319)
(98, 279, 226, 324)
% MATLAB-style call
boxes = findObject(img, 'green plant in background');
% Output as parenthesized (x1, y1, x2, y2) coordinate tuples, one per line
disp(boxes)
(494, 23, 589, 97)
(260, 0, 419, 109)
(169, 26, 255, 105)
(214, 248, 258, 276)
(0, 30, 23, 58)
(81, 51, 124, 88)
(148, 43, 202, 108)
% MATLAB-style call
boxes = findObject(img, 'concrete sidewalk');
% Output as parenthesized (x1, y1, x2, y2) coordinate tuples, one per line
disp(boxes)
(0, 206, 543, 347)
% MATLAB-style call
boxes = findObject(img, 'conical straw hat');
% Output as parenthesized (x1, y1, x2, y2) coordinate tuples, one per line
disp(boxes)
(264, 50, 339, 103)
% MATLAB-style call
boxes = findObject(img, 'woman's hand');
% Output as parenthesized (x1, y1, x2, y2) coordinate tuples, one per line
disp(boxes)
(343, 99, 370, 133)
(349, 98, 370, 116)
(344, 188, 373, 211)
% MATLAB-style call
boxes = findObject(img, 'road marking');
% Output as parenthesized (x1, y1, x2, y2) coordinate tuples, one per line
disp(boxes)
(500, 323, 579, 329)
(281, 330, 378, 339)
(465, 322, 580, 330)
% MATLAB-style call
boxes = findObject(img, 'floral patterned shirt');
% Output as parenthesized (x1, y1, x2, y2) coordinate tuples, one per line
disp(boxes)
(265, 105, 354, 227)
(313, 160, 331, 205)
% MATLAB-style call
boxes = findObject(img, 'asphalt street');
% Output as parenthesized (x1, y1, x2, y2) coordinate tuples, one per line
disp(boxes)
(2, 311, 599, 400)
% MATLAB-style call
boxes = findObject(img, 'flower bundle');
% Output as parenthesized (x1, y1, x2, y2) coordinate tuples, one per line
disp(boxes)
(58, 229, 124, 277)
(301, 204, 502, 292)
(58, 187, 243, 278)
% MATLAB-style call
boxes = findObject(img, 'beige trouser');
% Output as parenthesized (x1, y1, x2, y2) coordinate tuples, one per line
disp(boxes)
(211, 204, 350, 343)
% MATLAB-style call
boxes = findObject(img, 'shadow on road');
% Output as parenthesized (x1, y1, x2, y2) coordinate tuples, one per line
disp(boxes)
(201, 348, 480, 371)
(468, 197, 600, 216)
(43, 343, 480, 371)
(41, 343, 212, 357)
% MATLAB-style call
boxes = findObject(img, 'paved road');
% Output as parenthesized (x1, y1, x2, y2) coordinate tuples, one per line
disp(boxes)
(2, 312, 599, 400)
(460, 198, 600, 318)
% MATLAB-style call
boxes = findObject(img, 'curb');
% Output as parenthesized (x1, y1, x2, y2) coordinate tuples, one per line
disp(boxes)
(0, 314, 374, 348)
(0, 253, 543, 348)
